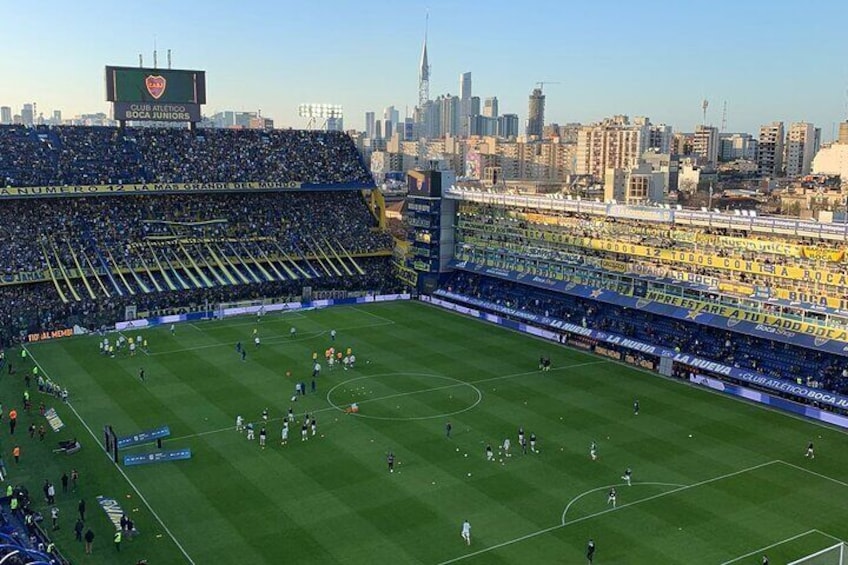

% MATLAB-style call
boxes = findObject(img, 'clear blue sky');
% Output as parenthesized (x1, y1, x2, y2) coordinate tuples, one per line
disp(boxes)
(3, 0, 848, 137)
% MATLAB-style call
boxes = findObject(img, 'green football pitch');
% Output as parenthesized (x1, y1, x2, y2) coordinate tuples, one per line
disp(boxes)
(13, 300, 848, 564)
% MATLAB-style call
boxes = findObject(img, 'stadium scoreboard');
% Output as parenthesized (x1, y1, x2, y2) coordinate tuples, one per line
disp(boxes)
(407, 170, 443, 198)
(105, 66, 206, 123)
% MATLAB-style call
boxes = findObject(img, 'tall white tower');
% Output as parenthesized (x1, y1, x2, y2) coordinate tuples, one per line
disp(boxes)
(418, 14, 430, 109)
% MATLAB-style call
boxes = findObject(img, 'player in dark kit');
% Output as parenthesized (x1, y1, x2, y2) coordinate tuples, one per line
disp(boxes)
(762, 556, 769, 565)
(633, 399, 639, 415)
(586, 539, 595, 563)
(387, 452, 395, 473)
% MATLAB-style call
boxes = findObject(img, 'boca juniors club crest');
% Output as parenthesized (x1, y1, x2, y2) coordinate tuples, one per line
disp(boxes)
(145, 75, 167, 99)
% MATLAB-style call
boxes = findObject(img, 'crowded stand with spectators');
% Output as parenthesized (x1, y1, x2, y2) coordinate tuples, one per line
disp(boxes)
(0, 125, 372, 187)
(440, 188, 848, 404)
(0, 126, 400, 346)
(442, 272, 846, 395)
(0, 484, 69, 564)
(454, 199, 848, 330)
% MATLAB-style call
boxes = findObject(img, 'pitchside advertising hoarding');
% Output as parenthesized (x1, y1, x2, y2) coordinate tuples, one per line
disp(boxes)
(105, 66, 206, 122)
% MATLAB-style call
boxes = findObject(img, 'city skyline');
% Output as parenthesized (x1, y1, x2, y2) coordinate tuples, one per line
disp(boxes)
(2, 0, 848, 137)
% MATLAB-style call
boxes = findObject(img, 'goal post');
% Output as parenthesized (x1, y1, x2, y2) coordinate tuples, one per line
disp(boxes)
(215, 296, 300, 320)
(216, 299, 267, 320)
(788, 542, 846, 565)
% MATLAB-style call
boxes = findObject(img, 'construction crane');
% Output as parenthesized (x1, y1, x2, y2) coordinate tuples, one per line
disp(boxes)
(535, 81, 560, 92)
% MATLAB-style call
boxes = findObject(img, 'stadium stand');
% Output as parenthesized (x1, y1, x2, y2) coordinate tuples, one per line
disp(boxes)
(0, 126, 371, 187)
(0, 486, 70, 564)
(0, 126, 399, 346)
(442, 272, 846, 396)
(438, 187, 848, 404)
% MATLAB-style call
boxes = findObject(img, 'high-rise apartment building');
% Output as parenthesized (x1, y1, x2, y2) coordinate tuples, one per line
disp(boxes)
(0, 106, 11, 124)
(498, 114, 519, 139)
(757, 122, 785, 177)
(784, 122, 820, 177)
(470, 115, 498, 137)
(383, 106, 399, 130)
(365, 111, 376, 139)
(459, 72, 472, 137)
(439, 95, 459, 137)
(470, 96, 480, 118)
(646, 123, 672, 154)
(692, 125, 720, 167)
(460, 72, 471, 101)
(482, 97, 498, 118)
(839, 121, 848, 145)
(21, 104, 34, 126)
(420, 100, 440, 139)
(326, 116, 343, 132)
(526, 88, 545, 138)
(575, 115, 651, 179)
(719, 133, 758, 161)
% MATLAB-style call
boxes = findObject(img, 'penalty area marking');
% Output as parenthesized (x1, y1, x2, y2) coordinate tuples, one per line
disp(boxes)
(560, 482, 686, 525)
(117, 330, 150, 357)
(777, 459, 848, 489)
(720, 530, 821, 565)
(326, 373, 483, 421)
(349, 305, 396, 324)
(436, 460, 780, 565)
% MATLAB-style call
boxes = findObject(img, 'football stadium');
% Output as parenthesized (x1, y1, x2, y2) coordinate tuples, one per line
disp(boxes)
(1, 65, 848, 565)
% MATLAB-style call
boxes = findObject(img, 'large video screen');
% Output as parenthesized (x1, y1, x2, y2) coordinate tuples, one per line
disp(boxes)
(407, 170, 442, 198)
(105, 66, 206, 104)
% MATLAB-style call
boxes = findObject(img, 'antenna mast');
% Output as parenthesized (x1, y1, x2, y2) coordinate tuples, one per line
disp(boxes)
(720, 101, 727, 132)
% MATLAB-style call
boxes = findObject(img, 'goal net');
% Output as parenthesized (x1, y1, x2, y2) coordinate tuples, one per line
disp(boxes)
(788, 542, 846, 565)
(215, 296, 300, 320)
(216, 299, 268, 320)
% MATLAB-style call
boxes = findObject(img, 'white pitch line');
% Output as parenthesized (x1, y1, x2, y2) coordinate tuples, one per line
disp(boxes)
(436, 460, 780, 565)
(424, 299, 848, 439)
(117, 330, 149, 356)
(190, 312, 307, 330)
(323, 360, 609, 416)
(148, 319, 395, 356)
(560, 482, 686, 525)
(349, 305, 396, 324)
(135, 360, 611, 447)
(150, 330, 328, 356)
(720, 530, 819, 565)
(777, 459, 848, 488)
(814, 529, 846, 543)
(23, 345, 196, 565)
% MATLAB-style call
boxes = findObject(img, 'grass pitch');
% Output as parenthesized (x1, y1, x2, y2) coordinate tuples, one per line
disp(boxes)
(13, 300, 848, 564)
